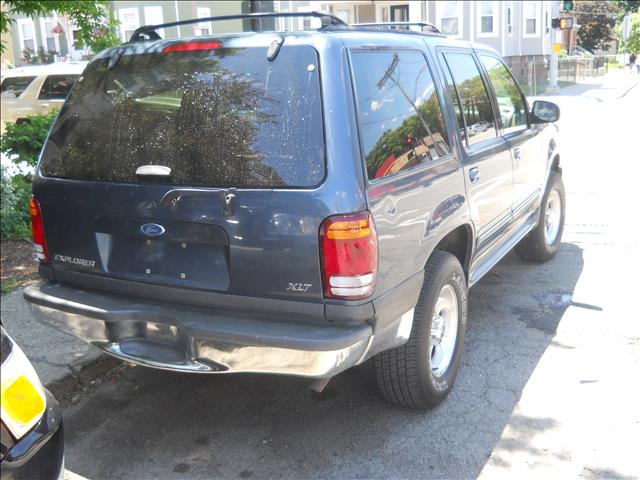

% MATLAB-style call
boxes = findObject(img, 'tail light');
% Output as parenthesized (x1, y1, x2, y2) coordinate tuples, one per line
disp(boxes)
(29, 196, 49, 262)
(320, 212, 377, 299)
(162, 41, 222, 53)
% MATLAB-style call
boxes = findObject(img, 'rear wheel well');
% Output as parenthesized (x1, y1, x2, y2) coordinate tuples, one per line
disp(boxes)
(432, 225, 472, 277)
(551, 154, 561, 174)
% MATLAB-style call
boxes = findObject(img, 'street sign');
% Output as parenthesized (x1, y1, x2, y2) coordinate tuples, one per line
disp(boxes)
(623, 15, 631, 40)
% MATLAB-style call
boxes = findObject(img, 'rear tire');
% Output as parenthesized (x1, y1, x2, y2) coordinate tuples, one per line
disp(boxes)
(374, 251, 467, 409)
(516, 171, 565, 263)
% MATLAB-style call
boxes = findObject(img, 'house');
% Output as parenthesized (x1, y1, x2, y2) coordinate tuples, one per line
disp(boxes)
(3, 1, 274, 66)
(276, 1, 573, 90)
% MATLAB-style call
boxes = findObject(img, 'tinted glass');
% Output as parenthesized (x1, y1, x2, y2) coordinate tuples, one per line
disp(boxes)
(440, 54, 466, 145)
(443, 53, 497, 146)
(40, 46, 324, 188)
(38, 75, 78, 100)
(480, 55, 527, 131)
(0, 76, 35, 98)
(351, 50, 450, 180)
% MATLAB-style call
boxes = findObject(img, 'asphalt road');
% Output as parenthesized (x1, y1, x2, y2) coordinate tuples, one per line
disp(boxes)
(54, 72, 640, 479)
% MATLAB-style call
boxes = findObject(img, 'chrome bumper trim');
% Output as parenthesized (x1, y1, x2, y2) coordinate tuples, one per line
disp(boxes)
(28, 303, 371, 379)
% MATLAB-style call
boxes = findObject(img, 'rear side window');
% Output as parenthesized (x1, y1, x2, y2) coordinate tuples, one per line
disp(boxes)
(0, 76, 35, 98)
(40, 45, 324, 188)
(442, 52, 497, 146)
(350, 50, 450, 180)
(38, 75, 78, 100)
(479, 55, 527, 132)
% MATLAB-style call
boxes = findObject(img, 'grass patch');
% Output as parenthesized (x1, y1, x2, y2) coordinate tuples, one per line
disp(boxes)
(1, 278, 20, 294)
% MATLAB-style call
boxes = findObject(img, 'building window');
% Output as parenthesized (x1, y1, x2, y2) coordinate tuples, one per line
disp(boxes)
(507, 4, 513, 35)
(144, 6, 164, 37)
(40, 18, 59, 52)
(17, 19, 36, 52)
(380, 6, 389, 22)
(390, 5, 409, 22)
(118, 7, 140, 42)
(478, 1, 497, 37)
(195, 7, 212, 36)
(335, 8, 350, 23)
(437, 1, 462, 38)
(523, 1, 539, 37)
(545, 8, 550, 33)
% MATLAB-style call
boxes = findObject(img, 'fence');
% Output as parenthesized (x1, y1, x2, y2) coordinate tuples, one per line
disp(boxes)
(558, 56, 608, 84)
(506, 54, 610, 95)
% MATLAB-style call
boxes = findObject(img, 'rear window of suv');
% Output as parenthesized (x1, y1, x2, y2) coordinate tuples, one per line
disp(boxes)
(40, 45, 325, 188)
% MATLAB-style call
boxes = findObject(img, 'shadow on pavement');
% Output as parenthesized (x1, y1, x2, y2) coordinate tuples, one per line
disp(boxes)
(63, 243, 585, 479)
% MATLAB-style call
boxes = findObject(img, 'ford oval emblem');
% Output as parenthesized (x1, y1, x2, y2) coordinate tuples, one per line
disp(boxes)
(140, 223, 165, 236)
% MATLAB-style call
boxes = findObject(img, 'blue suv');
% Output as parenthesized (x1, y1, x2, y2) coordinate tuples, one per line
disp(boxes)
(24, 13, 564, 409)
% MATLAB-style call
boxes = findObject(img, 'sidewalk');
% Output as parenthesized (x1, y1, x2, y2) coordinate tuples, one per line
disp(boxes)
(479, 66, 640, 480)
(536, 68, 640, 102)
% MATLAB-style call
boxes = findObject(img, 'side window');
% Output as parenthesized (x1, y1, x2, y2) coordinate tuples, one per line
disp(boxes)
(38, 75, 78, 100)
(350, 50, 451, 180)
(480, 55, 528, 131)
(0, 76, 36, 98)
(440, 54, 467, 145)
(443, 52, 497, 146)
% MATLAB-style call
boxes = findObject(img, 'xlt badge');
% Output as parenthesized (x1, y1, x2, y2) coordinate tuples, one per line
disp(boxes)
(287, 283, 312, 293)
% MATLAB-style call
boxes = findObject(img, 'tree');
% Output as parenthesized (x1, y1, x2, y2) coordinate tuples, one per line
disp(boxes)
(1, 1, 120, 54)
(575, 0, 623, 52)
(618, 12, 640, 53)
(613, 0, 640, 16)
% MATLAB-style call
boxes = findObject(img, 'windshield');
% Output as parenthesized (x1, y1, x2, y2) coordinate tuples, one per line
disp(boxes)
(40, 45, 325, 188)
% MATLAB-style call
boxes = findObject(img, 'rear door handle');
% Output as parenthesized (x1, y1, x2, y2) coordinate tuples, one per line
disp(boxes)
(469, 167, 480, 183)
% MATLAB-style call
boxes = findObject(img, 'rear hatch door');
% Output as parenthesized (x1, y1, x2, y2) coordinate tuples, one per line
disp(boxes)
(36, 38, 327, 301)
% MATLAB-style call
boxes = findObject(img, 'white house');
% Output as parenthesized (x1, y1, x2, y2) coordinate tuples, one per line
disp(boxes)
(275, 1, 565, 90)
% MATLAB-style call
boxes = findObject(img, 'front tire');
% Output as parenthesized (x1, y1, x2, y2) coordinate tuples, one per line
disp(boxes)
(516, 171, 566, 263)
(374, 251, 467, 409)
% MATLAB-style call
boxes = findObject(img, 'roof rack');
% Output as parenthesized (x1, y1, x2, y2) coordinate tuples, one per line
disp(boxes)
(128, 11, 347, 42)
(351, 22, 441, 34)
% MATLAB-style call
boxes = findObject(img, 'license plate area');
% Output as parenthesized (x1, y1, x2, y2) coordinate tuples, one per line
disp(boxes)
(96, 218, 230, 291)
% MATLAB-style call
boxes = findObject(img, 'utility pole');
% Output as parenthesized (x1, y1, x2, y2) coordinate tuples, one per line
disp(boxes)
(548, 0, 561, 93)
(623, 15, 631, 69)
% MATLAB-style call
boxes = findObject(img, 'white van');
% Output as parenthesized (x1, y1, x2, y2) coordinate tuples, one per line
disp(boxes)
(1, 62, 88, 132)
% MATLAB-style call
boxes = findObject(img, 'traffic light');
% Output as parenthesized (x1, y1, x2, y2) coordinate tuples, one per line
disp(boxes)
(551, 17, 574, 29)
(562, 0, 574, 11)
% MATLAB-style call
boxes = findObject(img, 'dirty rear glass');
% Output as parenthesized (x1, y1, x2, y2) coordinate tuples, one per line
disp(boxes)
(40, 45, 325, 188)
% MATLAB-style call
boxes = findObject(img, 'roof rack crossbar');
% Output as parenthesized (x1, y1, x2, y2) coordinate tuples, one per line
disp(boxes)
(129, 11, 347, 42)
(351, 22, 441, 34)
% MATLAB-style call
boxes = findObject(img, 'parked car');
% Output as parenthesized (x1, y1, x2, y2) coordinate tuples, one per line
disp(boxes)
(23, 13, 564, 409)
(1, 326, 64, 480)
(0, 62, 87, 132)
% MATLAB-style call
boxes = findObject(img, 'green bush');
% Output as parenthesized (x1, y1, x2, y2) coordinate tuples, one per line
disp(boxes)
(1, 167, 31, 240)
(0, 110, 59, 239)
(0, 109, 59, 166)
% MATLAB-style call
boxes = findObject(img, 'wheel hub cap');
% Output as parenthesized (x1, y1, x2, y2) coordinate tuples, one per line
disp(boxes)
(544, 190, 561, 246)
(430, 284, 459, 377)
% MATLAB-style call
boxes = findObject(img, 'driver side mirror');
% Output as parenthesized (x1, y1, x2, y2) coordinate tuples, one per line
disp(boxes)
(530, 100, 560, 124)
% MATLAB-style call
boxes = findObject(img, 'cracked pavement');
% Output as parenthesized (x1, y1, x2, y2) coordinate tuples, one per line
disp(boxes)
(2, 71, 638, 479)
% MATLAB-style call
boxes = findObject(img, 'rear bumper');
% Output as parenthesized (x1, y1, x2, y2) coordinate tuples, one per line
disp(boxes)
(24, 282, 390, 379)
